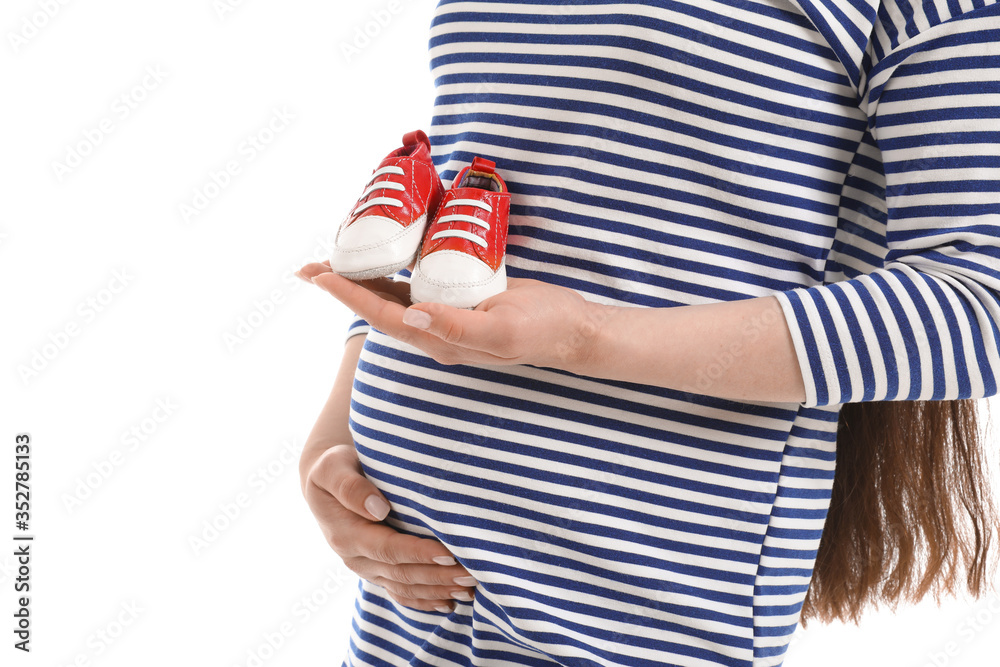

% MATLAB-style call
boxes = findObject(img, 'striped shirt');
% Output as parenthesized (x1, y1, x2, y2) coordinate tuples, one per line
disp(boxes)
(342, 1, 1000, 665)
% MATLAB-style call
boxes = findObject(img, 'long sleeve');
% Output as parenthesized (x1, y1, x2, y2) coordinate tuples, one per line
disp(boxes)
(773, 0, 1000, 408)
(346, 313, 371, 343)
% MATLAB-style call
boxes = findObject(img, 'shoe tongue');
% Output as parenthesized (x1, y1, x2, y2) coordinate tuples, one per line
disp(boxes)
(459, 157, 501, 192)
(459, 172, 499, 192)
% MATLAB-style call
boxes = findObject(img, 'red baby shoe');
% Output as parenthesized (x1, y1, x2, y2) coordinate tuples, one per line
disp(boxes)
(330, 130, 444, 280)
(409, 157, 510, 309)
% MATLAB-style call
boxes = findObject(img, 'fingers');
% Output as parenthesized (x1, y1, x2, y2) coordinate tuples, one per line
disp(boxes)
(362, 525, 466, 567)
(402, 301, 515, 357)
(345, 556, 477, 613)
(374, 581, 475, 611)
(307, 445, 389, 521)
(325, 516, 477, 611)
(303, 456, 479, 611)
(304, 480, 479, 599)
(296, 260, 412, 309)
(348, 558, 477, 600)
(304, 445, 470, 569)
(306, 270, 517, 366)
(337, 503, 480, 607)
(295, 261, 332, 282)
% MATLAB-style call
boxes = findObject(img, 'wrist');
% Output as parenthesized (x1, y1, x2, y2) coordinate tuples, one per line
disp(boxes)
(298, 438, 341, 494)
(557, 300, 616, 376)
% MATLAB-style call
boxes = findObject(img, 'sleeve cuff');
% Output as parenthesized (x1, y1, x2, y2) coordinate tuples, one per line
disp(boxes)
(345, 315, 371, 344)
(773, 288, 828, 409)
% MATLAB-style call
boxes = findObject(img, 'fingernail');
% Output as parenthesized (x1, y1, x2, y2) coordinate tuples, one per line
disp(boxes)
(364, 496, 390, 521)
(434, 605, 451, 614)
(402, 308, 432, 330)
(432, 556, 456, 567)
(451, 591, 473, 602)
(453, 576, 478, 587)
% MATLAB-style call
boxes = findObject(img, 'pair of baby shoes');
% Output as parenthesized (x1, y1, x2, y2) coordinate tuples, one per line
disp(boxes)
(330, 130, 509, 309)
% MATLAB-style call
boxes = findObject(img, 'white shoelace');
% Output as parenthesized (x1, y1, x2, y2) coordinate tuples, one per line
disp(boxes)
(353, 165, 406, 214)
(430, 199, 493, 249)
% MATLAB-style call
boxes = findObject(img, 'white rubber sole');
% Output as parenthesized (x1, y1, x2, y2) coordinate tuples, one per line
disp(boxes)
(410, 260, 507, 310)
(330, 214, 427, 280)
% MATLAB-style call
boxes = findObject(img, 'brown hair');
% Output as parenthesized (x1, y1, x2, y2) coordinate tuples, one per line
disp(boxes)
(801, 399, 1000, 625)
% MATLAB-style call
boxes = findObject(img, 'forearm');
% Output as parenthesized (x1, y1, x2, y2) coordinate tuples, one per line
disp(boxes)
(577, 295, 807, 404)
(299, 334, 367, 491)
(310, 271, 807, 404)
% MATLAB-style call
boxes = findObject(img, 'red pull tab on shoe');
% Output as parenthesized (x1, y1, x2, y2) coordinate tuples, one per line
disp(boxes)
(402, 129, 431, 150)
(469, 156, 496, 176)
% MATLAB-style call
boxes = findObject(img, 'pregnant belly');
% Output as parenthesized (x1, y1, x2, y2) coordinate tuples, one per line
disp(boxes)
(346, 329, 783, 666)
(349, 329, 522, 544)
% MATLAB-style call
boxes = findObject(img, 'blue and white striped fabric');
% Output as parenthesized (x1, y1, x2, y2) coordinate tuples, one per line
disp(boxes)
(341, 1, 1000, 665)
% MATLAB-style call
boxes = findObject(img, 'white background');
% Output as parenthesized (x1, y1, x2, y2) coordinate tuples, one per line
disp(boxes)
(2, 1, 998, 666)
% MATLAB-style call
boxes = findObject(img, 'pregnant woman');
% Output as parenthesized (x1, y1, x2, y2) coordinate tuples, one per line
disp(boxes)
(299, 1, 1000, 665)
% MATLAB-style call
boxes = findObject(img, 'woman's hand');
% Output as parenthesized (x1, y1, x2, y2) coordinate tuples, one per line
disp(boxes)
(296, 263, 477, 612)
(297, 261, 414, 308)
(303, 262, 604, 372)
(301, 260, 806, 402)
(301, 443, 478, 613)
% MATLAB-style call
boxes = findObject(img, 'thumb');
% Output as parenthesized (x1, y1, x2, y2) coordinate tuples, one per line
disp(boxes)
(309, 445, 391, 522)
(402, 302, 494, 349)
(401, 305, 435, 331)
